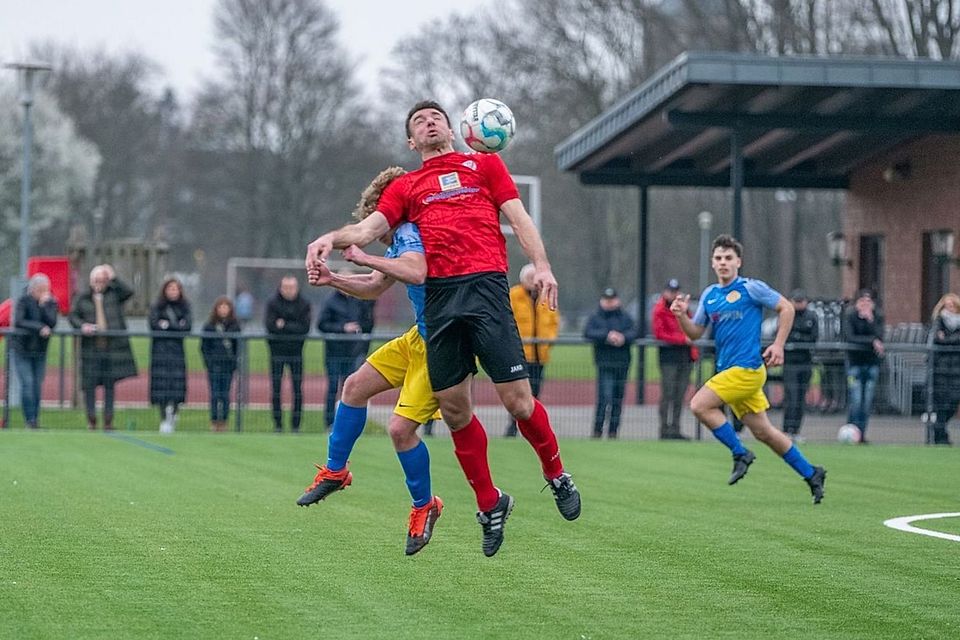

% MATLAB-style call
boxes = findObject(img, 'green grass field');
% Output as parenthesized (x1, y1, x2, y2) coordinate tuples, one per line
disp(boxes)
(1, 433, 957, 639)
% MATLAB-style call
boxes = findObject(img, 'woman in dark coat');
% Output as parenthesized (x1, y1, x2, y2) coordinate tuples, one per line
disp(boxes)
(68, 264, 138, 431)
(200, 296, 241, 432)
(931, 293, 960, 445)
(149, 278, 192, 431)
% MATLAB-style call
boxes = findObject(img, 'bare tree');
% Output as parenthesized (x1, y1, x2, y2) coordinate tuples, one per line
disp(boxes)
(190, 0, 370, 260)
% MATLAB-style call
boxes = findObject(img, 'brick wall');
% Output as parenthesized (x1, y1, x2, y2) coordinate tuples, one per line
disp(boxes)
(845, 135, 960, 324)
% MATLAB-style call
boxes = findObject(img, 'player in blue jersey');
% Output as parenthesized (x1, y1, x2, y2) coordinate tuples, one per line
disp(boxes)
(671, 234, 826, 504)
(296, 167, 444, 554)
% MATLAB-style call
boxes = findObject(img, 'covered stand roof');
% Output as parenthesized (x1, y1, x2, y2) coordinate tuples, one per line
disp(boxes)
(556, 52, 960, 189)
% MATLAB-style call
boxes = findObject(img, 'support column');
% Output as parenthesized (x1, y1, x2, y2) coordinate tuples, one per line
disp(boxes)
(636, 186, 649, 404)
(730, 129, 744, 240)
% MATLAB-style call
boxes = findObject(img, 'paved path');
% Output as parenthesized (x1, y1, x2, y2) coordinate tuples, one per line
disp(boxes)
(6, 369, 954, 444)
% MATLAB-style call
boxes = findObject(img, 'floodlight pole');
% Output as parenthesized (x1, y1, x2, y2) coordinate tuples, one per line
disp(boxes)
(6, 61, 52, 280)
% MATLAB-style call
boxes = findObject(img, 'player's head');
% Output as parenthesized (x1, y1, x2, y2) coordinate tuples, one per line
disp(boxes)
(405, 100, 454, 152)
(354, 166, 407, 245)
(711, 234, 743, 283)
(519, 264, 537, 291)
(353, 166, 407, 221)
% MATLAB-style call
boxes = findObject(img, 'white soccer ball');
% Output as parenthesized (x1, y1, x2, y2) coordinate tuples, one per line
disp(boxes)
(460, 98, 515, 153)
(838, 423, 862, 444)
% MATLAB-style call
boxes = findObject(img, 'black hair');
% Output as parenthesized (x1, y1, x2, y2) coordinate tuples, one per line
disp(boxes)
(711, 234, 743, 258)
(405, 100, 451, 137)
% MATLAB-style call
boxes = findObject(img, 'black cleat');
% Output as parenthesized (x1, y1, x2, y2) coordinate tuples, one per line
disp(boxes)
(806, 466, 827, 505)
(545, 472, 581, 521)
(296, 463, 352, 506)
(728, 450, 756, 485)
(476, 492, 514, 557)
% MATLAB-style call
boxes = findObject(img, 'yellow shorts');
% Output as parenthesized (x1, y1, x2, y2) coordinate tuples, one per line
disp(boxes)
(366, 325, 440, 425)
(705, 366, 770, 419)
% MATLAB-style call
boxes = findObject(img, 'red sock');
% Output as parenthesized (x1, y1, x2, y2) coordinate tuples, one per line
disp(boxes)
(516, 399, 564, 480)
(450, 415, 500, 512)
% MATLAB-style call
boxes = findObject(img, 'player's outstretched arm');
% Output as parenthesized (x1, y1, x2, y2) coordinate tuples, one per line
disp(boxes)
(500, 198, 558, 310)
(763, 296, 795, 366)
(343, 245, 426, 286)
(316, 266, 394, 301)
(305, 212, 390, 270)
(670, 294, 705, 340)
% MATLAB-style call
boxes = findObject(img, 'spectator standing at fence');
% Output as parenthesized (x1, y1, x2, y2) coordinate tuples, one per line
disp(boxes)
(265, 276, 311, 433)
(12, 274, 58, 429)
(318, 283, 375, 429)
(930, 292, 960, 445)
(69, 264, 137, 431)
(201, 296, 241, 432)
(842, 289, 885, 443)
(653, 279, 698, 440)
(584, 288, 637, 439)
(781, 289, 818, 440)
(149, 278, 192, 433)
(504, 263, 560, 437)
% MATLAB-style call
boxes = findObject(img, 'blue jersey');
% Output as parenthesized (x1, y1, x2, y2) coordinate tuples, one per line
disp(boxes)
(693, 276, 782, 372)
(384, 222, 426, 338)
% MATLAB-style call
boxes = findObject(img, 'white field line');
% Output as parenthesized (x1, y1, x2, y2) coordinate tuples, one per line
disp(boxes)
(883, 512, 960, 542)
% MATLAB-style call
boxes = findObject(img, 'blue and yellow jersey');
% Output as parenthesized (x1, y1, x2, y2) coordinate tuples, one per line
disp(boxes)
(693, 276, 782, 372)
(384, 222, 426, 338)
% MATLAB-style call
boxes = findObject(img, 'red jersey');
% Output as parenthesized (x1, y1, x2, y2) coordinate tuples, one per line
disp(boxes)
(377, 151, 520, 278)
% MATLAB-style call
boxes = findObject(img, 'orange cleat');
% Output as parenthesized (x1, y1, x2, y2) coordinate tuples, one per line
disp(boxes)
(296, 463, 352, 507)
(405, 496, 443, 556)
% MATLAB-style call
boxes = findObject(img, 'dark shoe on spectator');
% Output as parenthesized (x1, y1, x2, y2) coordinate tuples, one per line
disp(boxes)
(87, 417, 97, 431)
(662, 432, 689, 440)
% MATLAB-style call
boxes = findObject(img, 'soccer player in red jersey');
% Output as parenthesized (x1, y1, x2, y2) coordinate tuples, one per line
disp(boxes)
(306, 100, 580, 556)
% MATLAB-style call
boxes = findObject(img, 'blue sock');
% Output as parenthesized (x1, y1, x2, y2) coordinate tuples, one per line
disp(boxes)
(326, 403, 367, 471)
(712, 422, 748, 455)
(782, 445, 815, 479)
(397, 440, 432, 508)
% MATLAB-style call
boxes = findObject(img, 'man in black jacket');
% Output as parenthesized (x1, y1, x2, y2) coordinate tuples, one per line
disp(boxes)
(318, 284, 375, 429)
(782, 290, 818, 439)
(583, 288, 638, 438)
(12, 274, 59, 429)
(265, 276, 312, 433)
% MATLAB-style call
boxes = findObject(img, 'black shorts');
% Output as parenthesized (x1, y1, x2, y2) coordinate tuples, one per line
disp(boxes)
(424, 272, 529, 391)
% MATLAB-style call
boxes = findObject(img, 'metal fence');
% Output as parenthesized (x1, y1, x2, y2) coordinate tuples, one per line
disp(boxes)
(2, 328, 958, 443)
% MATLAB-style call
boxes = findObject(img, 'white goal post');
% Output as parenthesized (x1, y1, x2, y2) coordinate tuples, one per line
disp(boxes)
(226, 174, 539, 298)
(502, 174, 542, 235)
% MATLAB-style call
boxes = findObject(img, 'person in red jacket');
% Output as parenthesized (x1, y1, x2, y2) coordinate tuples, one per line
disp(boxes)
(653, 279, 698, 439)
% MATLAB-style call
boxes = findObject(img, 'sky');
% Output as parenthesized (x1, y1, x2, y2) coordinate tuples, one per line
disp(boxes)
(0, 0, 485, 100)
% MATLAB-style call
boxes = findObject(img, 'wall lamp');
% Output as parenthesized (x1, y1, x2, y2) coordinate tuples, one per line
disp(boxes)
(827, 231, 852, 268)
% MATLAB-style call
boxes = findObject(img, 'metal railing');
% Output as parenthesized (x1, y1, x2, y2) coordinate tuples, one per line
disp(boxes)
(2, 328, 958, 442)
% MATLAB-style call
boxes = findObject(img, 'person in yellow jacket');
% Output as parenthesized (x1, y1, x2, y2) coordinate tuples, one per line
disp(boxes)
(505, 263, 560, 436)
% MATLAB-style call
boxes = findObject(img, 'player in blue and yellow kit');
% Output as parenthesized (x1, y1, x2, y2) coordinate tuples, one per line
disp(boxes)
(297, 167, 445, 554)
(671, 234, 826, 504)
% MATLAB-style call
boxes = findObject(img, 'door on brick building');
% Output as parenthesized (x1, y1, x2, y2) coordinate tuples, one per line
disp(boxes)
(921, 231, 949, 320)
(858, 234, 884, 299)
